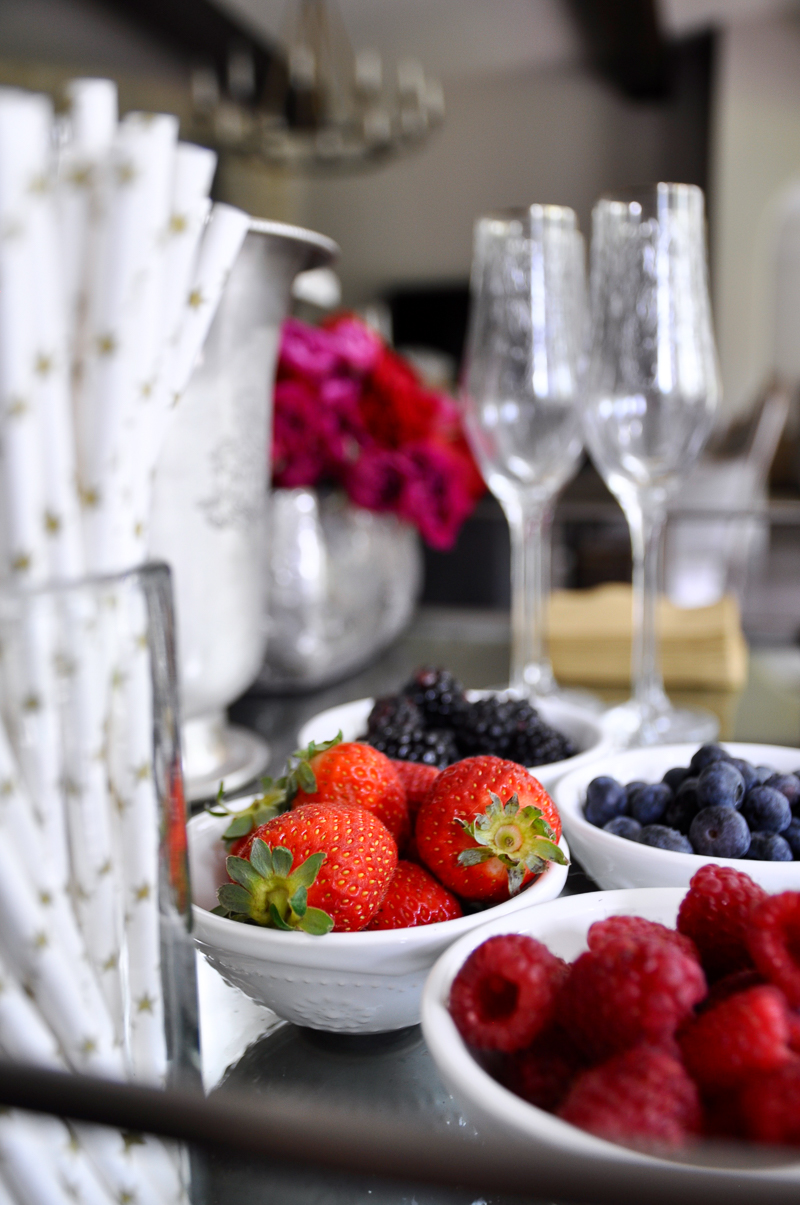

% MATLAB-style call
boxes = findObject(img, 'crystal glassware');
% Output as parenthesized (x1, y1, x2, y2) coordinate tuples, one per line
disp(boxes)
(582, 183, 721, 745)
(461, 206, 585, 698)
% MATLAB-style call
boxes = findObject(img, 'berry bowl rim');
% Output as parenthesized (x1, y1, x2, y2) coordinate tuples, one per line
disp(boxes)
(188, 807, 570, 966)
(553, 742, 800, 892)
(420, 885, 800, 1178)
(295, 692, 615, 791)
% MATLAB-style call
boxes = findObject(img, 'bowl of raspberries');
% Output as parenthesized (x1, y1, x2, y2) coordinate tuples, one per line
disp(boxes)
(554, 743, 800, 892)
(421, 865, 800, 1174)
(188, 734, 569, 1033)
(297, 666, 614, 788)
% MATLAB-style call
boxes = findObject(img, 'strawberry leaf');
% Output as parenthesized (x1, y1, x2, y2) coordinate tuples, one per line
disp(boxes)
(296, 761, 317, 793)
(269, 903, 293, 931)
(301, 907, 334, 936)
(225, 856, 261, 892)
(249, 838, 273, 879)
(290, 851, 326, 889)
(289, 885, 308, 917)
(223, 814, 255, 840)
(217, 883, 251, 914)
(271, 845, 294, 878)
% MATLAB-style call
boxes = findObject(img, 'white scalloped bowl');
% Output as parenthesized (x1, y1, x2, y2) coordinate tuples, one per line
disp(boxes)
(554, 742, 800, 892)
(297, 693, 614, 792)
(421, 888, 800, 1180)
(188, 808, 569, 1033)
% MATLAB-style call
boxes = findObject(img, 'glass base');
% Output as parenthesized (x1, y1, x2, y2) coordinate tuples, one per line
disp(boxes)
(603, 697, 720, 748)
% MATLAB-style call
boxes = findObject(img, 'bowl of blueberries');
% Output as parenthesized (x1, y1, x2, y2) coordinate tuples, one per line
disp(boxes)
(554, 742, 800, 891)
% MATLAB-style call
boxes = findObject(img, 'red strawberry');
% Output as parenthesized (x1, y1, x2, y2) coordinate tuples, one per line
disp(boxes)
(391, 760, 440, 819)
(415, 756, 565, 903)
(293, 741, 410, 848)
(218, 802, 397, 933)
(449, 934, 568, 1052)
(365, 861, 462, 929)
(678, 985, 793, 1090)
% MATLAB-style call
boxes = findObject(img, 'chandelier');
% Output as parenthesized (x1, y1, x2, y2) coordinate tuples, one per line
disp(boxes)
(187, 0, 444, 173)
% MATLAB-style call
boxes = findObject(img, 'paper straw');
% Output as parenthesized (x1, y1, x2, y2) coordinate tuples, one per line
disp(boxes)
(160, 143, 216, 346)
(132, 201, 249, 561)
(78, 113, 178, 573)
(0, 1112, 102, 1205)
(0, 90, 50, 584)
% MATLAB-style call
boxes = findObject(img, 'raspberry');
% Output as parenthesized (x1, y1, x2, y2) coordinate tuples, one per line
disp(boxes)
(678, 985, 793, 1089)
(696, 968, 766, 1014)
(558, 934, 706, 1062)
(449, 934, 568, 1053)
(500, 1025, 585, 1113)
(587, 915, 699, 963)
(558, 1044, 701, 1148)
(746, 892, 800, 1008)
(788, 1010, 800, 1054)
(738, 1061, 800, 1144)
(677, 864, 767, 981)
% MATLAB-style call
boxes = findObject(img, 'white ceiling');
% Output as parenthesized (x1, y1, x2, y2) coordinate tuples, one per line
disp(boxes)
(217, 0, 800, 84)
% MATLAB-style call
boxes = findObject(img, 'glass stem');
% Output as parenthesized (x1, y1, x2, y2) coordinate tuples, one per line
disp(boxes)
(505, 493, 556, 699)
(626, 496, 669, 719)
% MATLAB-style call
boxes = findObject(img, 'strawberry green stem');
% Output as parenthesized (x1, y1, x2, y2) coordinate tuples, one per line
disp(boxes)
(458, 791, 568, 894)
(214, 839, 333, 935)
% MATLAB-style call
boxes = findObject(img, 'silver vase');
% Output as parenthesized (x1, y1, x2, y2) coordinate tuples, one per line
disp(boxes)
(150, 220, 338, 800)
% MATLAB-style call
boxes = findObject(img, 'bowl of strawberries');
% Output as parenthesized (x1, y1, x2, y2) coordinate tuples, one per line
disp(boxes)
(421, 864, 800, 1181)
(188, 737, 569, 1033)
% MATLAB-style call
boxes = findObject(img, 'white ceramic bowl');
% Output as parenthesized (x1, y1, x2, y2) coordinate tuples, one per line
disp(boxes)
(297, 693, 614, 792)
(421, 887, 800, 1181)
(555, 742, 800, 892)
(188, 809, 569, 1033)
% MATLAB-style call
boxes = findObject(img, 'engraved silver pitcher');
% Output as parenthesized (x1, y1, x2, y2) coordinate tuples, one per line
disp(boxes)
(150, 219, 337, 799)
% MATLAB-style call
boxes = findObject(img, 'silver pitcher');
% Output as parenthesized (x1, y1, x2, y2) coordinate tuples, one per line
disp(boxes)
(150, 219, 338, 800)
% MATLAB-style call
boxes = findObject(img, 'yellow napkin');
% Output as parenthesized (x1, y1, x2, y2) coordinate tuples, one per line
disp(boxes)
(547, 584, 748, 690)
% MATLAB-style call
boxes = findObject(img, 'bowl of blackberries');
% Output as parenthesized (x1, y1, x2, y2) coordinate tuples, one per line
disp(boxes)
(554, 742, 800, 891)
(297, 667, 614, 789)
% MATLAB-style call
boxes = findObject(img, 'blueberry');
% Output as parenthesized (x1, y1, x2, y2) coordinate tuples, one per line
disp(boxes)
(662, 766, 690, 792)
(625, 780, 647, 808)
(603, 815, 643, 841)
(742, 786, 792, 834)
(689, 744, 730, 775)
(728, 758, 759, 793)
(745, 832, 793, 862)
(784, 817, 800, 858)
(584, 776, 627, 827)
(689, 806, 751, 858)
(763, 773, 800, 809)
(696, 761, 745, 810)
(754, 765, 774, 784)
(630, 782, 672, 825)
(638, 825, 694, 853)
(662, 776, 699, 834)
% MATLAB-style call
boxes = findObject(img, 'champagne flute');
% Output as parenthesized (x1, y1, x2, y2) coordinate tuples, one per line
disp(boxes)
(461, 206, 585, 699)
(582, 183, 720, 745)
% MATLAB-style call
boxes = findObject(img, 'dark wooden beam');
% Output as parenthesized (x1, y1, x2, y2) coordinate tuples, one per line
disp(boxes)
(567, 0, 670, 100)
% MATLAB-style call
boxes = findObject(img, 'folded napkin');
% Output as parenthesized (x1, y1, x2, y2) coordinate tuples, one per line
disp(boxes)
(548, 584, 748, 690)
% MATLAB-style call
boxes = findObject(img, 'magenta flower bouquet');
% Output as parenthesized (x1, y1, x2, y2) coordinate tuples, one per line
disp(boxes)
(272, 315, 484, 550)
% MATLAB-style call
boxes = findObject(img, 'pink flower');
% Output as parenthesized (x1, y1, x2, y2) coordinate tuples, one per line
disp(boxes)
(324, 316, 382, 375)
(279, 317, 339, 382)
(343, 447, 412, 513)
(272, 379, 335, 487)
(398, 440, 476, 551)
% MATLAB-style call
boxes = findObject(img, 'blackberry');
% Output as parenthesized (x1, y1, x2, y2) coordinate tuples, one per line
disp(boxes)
(509, 704, 575, 767)
(366, 695, 422, 738)
(401, 666, 468, 728)
(455, 696, 521, 757)
(366, 726, 458, 769)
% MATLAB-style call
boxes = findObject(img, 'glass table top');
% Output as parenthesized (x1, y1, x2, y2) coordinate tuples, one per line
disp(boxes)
(195, 605, 800, 1204)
